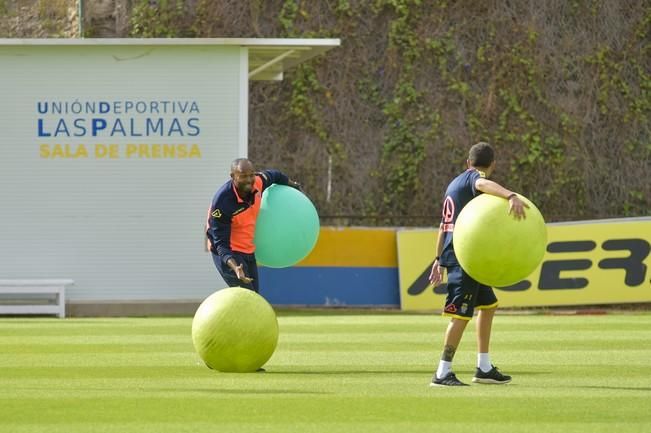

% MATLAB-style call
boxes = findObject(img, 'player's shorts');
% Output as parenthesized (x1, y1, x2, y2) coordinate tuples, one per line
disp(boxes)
(442, 265, 498, 320)
(211, 251, 259, 293)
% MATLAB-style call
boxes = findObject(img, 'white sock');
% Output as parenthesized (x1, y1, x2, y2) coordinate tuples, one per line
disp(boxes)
(478, 353, 492, 372)
(436, 360, 452, 379)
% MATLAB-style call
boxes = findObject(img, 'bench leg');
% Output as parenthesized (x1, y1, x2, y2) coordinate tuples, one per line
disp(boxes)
(58, 287, 66, 318)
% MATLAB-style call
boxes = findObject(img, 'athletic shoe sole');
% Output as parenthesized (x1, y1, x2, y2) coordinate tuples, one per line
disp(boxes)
(472, 377, 511, 384)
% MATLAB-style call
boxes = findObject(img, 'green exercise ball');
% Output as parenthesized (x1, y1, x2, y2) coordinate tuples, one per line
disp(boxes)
(192, 287, 278, 372)
(254, 184, 320, 268)
(453, 193, 547, 287)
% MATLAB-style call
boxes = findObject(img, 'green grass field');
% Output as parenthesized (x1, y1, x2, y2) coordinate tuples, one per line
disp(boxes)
(1, 312, 650, 433)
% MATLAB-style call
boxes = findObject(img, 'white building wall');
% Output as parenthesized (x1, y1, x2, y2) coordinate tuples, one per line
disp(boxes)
(0, 44, 243, 301)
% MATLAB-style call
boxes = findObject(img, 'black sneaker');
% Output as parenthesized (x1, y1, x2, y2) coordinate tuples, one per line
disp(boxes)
(472, 365, 512, 384)
(430, 372, 469, 387)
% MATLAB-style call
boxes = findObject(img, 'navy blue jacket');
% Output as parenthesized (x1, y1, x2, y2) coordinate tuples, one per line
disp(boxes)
(439, 168, 484, 266)
(206, 169, 289, 265)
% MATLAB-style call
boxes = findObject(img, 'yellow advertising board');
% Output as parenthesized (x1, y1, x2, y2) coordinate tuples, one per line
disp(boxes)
(398, 218, 651, 310)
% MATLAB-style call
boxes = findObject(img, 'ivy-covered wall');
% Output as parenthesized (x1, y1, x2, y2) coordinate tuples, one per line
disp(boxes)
(3, 0, 650, 225)
(0, 0, 77, 37)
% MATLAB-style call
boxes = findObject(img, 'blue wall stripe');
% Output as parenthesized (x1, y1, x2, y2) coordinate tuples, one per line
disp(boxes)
(259, 266, 400, 306)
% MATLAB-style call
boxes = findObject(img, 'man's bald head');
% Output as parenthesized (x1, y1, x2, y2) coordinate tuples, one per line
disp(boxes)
(230, 158, 256, 196)
(231, 158, 254, 174)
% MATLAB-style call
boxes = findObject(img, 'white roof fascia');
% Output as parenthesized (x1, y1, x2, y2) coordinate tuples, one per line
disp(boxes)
(0, 38, 341, 81)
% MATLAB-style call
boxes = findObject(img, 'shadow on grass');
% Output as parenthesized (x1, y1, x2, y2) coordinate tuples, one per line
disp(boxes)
(578, 385, 651, 392)
(149, 387, 329, 395)
(265, 369, 432, 375)
(12, 386, 328, 395)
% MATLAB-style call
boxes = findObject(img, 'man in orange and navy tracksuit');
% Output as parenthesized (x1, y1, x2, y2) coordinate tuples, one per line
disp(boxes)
(206, 158, 300, 293)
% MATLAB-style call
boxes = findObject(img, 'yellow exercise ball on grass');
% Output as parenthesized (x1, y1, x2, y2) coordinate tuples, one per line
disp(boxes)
(453, 193, 547, 287)
(192, 287, 278, 372)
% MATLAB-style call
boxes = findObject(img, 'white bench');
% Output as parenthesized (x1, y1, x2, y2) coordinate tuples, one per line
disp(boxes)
(0, 279, 73, 318)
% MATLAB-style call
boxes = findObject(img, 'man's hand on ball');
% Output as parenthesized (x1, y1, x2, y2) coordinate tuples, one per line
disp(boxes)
(288, 179, 303, 191)
(508, 195, 529, 220)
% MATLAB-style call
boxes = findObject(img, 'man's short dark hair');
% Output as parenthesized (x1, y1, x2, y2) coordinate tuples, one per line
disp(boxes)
(468, 142, 494, 168)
